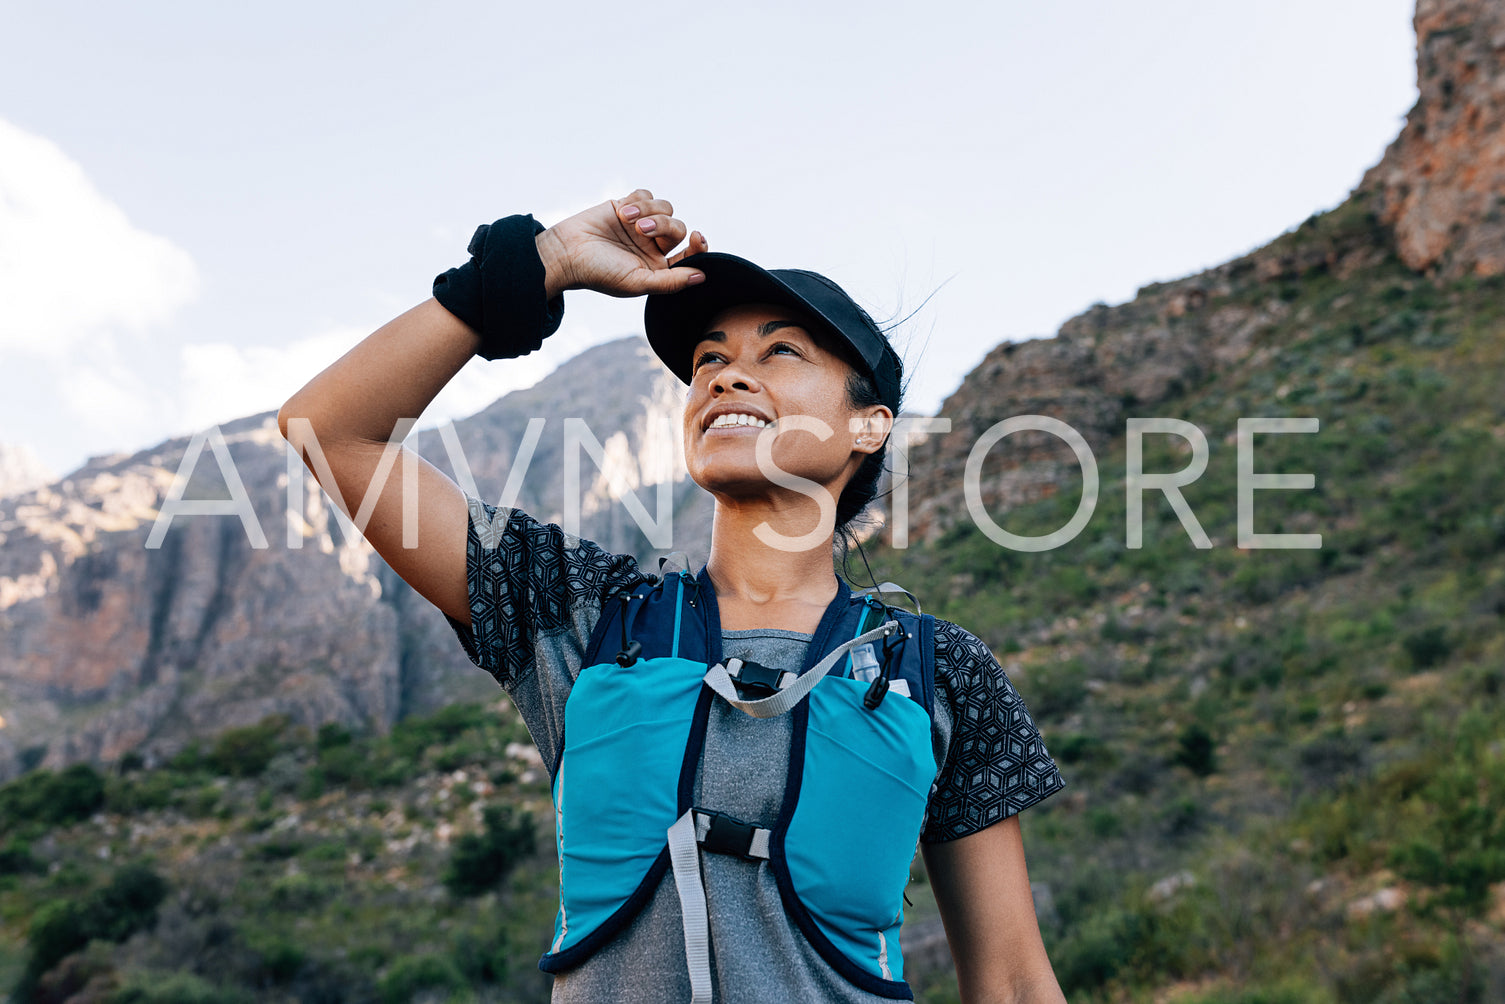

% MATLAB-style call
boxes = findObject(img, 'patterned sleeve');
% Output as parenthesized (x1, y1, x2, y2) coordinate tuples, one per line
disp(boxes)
(444, 495, 644, 688)
(921, 619, 1065, 843)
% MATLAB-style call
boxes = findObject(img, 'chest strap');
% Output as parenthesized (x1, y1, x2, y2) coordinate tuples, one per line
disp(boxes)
(703, 622, 900, 719)
(694, 809, 771, 860)
(722, 658, 796, 697)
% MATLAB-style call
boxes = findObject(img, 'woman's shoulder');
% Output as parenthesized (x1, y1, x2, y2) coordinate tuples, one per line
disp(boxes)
(463, 494, 642, 564)
(459, 494, 647, 607)
(926, 617, 1034, 708)
(929, 617, 1005, 672)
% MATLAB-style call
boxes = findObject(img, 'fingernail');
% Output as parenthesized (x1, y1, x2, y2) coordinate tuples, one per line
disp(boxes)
(621, 205, 641, 221)
(638, 219, 657, 234)
(687, 272, 705, 285)
(692, 231, 704, 245)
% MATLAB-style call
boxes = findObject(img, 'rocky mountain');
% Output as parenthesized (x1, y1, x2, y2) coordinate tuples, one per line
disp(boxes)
(0, 338, 708, 781)
(2, 0, 1496, 789)
(904, 0, 1498, 540)
(4, 2, 1503, 1000)
(1363, 0, 1505, 278)
(0, 444, 53, 499)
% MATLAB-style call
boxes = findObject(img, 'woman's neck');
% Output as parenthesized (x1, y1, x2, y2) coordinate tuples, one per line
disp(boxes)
(704, 497, 842, 630)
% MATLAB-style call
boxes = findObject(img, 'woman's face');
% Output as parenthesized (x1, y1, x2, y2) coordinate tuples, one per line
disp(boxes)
(681, 303, 891, 508)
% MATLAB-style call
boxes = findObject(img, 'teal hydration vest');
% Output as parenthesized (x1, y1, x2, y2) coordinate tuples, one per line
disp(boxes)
(539, 570, 936, 1001)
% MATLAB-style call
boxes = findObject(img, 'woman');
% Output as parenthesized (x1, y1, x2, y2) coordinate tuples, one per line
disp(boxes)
(279, 190, 1066, 1003)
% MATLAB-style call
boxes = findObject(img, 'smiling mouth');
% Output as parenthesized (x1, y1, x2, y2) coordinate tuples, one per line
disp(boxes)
(707, 413, 773, 430)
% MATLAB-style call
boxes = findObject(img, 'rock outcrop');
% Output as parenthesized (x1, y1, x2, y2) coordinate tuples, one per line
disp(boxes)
(1362, 0, 1505, 277)
(906, 0, 1505, 539)
(0, 338, 708, 779)
(0, 443, 54, 499)
(902, 208, 1385, 541)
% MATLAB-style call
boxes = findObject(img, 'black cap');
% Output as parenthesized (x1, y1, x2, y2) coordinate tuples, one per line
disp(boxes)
(644, 252, 901, 413)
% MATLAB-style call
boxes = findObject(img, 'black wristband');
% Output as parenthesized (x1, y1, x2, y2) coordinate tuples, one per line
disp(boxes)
(432, 214, 566, 360)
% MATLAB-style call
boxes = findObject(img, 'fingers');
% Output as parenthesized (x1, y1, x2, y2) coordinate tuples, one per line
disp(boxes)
(668, 230, 709, 266)
(615, 190, 708, 259)
(639, 215, 688, 255)
(637, 264, 706, 295)
(615, 194, 682, 253)
(616, 190, 672, 223)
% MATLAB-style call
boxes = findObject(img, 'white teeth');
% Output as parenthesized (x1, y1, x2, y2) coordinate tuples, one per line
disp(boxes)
(710, 413, 769, 429)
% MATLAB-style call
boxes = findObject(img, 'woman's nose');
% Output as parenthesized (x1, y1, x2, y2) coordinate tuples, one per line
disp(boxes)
(711, 359, 761, 395)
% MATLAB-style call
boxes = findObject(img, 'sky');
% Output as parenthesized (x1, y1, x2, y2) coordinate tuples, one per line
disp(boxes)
(0, 0, 1419, 478)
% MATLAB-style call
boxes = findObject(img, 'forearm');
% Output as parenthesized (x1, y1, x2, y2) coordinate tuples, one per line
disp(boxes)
(924, 820, 1067, 1004)
(269, 192, 697, 625)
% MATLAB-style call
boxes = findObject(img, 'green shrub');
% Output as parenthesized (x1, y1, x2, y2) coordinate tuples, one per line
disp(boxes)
(0, 763, 106, 834)
(1386, 747, 1505, 915)
(249, 838, 302, 862)
(315, 742, 378, 788)
(316, 722, 354, 750)
(0, 838, 40, 875)
(378, 954, 466, 1004)
(110, 970, 250, 1003)
(1025, 659, 1089, 721)
(1052, 907, 1133, 991)
(451, 928, 510, 985)
(269, 873, 331, 911)
(105, 769, 180, 814)
(254, 936, 307, 984)
(1402, 626, 1451, 669)
(444, 805, 538, 897)
(1174, 723, 1217, 776)
(1184, 985, 1321, 1004)
(17, 862, 168, 997)
(1053, 733, 1108, 766)
(206, 717, 289, 778)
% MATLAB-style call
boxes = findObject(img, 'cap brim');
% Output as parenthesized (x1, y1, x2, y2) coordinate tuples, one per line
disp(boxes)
(644, 252, 848, 385)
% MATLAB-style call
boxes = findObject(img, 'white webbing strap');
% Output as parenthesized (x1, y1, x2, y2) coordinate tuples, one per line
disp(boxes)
(667, 810, 714, 1003)
(703, 622, 900, 719)
(853, 581, 922, 615)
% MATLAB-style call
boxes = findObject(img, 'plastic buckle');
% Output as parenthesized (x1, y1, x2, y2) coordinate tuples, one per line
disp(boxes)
(699, 811, 759, 860)
(730, 659, 785, 697)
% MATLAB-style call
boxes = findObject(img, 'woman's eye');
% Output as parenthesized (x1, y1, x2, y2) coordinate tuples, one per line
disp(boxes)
(693, 352, 724, 372)
(768, 342, 800, 357)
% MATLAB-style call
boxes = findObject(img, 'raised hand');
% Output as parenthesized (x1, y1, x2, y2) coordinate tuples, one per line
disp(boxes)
(537, 189, 709, 300)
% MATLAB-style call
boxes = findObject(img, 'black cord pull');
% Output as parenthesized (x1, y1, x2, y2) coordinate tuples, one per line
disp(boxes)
(864, 624, 905, 711)
(615, 593, 641, 667)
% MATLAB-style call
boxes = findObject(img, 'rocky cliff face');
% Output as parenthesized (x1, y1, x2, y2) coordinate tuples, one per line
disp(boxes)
(906, 0, 1501, 539)
(902, 207, 1388, 540)
(1363, 0, 1505, 277)
(0, 338, 707, 780)
(0, 444, 54, 499)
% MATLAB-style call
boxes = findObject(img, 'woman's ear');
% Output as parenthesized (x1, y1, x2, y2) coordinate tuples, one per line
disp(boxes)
(849, 407, 895, 455)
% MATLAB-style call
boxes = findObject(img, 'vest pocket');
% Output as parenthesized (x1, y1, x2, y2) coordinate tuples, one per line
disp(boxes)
(783, 678, 933, 985)
(551, 658, 706, 957)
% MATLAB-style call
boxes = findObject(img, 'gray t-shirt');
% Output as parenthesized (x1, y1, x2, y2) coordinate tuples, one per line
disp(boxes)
(446, 497, 1064, 1002)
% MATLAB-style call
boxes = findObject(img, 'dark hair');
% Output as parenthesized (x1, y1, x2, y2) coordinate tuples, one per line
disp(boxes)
(834, 338, 903, 547)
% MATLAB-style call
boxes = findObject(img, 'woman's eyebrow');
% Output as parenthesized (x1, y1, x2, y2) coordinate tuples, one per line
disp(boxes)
(696, 319, 807, 345)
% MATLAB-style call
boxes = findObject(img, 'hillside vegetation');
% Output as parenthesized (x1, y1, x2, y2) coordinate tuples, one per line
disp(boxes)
(872, 198, 1505, 1003)
(2, 200, 1503, 1002)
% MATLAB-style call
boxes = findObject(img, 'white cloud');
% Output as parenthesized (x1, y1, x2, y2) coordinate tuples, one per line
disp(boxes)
(535, 181, 630, 231)
(55, 355, 166, 453)
(178, 327, 366, 431)
(0, 119, 197, 356)
(177, 323, 586, 438)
